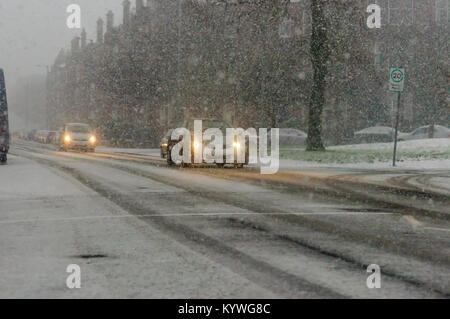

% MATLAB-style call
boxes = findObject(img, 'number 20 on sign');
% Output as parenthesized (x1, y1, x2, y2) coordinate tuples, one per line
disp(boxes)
(389, 68, 405, 92)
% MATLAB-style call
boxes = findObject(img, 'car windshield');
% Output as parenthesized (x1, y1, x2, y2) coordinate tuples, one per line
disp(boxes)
(67, 125, 90, 133)
(187, 120, 229, 132)
(202, 120, 228, 129)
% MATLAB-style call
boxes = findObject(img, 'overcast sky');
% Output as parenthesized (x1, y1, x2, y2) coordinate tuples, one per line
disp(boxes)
(0, 0, 123, 86)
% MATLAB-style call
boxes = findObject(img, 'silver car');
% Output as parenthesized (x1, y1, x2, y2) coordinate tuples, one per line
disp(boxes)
(399, 125, 449, 141)
(279, 128, 308, 146)
(60, 123, 97, 152)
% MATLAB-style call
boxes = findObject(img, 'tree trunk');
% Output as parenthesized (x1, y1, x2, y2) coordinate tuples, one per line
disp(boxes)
(306, 0, 329, 151)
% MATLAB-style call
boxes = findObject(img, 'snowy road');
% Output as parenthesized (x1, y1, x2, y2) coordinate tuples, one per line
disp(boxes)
(1, 142, 449, 298)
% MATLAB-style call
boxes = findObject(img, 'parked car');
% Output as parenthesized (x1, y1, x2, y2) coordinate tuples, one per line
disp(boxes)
(279, 128, 308, 146)
(398, 125, 450, 141)
(353, 126, 402, 143)
(59, 123, 97, 152)
(0, 69, 9, 164)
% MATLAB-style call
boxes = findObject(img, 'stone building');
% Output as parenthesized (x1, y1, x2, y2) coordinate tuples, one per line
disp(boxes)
(364, 0, 449, 130)
(46, 0, 448, 147)
(47, 0, 314, 145)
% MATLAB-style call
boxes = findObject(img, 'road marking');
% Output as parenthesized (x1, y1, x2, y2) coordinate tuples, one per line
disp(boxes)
(423, 227, 450, 233)
(402, 215, 423, 229)
(0, 211, 394, 226)
(401, 216, 449, 233)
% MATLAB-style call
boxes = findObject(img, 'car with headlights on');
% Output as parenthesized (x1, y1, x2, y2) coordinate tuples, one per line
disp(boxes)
(160, 129, 173, 158)
(59, 123, 97, 152)
(166, 118, 249, 168)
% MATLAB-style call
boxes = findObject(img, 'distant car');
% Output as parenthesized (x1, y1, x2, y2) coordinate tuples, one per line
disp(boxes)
(354, 126, 402, 143)
(59, 123, 97, 152)
(279, 128, 307, 146)
(28, 129, 37, 141)
(46, 131, 58, 144)
(36, 130, 50, 143)
(398, 125, 450, 141)
(160, 129, 173, 159)
(16, 130, 28, 140)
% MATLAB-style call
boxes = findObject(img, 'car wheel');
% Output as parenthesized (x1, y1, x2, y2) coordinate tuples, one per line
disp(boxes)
(181, 162, 190, 168)
(167, 147, 175, 166)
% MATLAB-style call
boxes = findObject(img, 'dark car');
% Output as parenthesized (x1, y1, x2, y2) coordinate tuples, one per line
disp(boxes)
(166, 118, 249, 168)
(0, 69, 9, 164)
(46, 131, 58, 144)
(27, 129, 37, 141)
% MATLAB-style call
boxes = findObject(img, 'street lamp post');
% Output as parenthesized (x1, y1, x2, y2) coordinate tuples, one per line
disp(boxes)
(33, 65, 49, 129)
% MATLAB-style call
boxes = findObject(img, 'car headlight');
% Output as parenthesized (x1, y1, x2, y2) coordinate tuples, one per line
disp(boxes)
(90, 136, 96, 144)
(65, 135, 71, 142)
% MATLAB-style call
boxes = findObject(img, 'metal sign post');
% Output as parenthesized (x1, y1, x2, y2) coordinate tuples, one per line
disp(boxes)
(389, 67, 405, 167)
(392, 92, 401, 167)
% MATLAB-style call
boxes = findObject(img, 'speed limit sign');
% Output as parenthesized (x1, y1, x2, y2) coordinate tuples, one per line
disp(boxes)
(389, 67, 405, 167)
(389, 68, 405, 92)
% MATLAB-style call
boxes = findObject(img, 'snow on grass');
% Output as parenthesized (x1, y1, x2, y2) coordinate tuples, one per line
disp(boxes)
(280, 138, 449, 164)
(96, 146, 160, 157)
(331, 138, 449, 151)
(95, 139, 450, 170)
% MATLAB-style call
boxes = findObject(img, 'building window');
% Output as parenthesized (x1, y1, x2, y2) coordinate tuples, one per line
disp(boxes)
(279, 18, 294, 39)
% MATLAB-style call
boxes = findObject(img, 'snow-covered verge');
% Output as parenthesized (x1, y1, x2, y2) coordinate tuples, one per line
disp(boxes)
(331, 138, 449, 151)
(280, 138, 449, 167)
(279, 158, 450, 171)
(87, 140, 450, 170)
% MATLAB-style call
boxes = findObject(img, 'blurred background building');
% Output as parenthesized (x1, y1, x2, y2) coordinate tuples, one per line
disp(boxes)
(45, 0, 448, 146)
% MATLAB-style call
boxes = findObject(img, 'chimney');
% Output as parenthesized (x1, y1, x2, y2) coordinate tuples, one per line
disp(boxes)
(106, 10, 114, 33)
(136, 0, 144, 15)
(71, 37, 80, 54)
(147, 0, 156, 10)
(81, 29, 87, 49)
(123, 0, 131, 25)
(97, 18, 104, 44)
